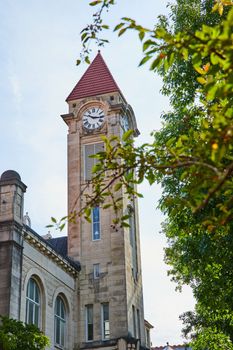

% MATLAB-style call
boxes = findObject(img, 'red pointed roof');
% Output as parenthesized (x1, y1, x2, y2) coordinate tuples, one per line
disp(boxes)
(66, 52, 123, 101)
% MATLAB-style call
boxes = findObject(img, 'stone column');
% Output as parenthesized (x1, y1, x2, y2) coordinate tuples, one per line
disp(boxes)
(0, 170, 27, 319)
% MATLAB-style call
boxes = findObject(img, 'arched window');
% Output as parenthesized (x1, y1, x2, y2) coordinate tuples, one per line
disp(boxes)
(54, 296, 66, 347)
(26, 278, 40, 327)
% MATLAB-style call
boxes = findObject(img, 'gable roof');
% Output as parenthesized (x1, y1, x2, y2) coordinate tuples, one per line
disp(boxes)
(66, 51, 123, 101)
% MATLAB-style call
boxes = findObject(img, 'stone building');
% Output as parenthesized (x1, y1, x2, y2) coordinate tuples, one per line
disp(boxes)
(0, 52, 152, 350)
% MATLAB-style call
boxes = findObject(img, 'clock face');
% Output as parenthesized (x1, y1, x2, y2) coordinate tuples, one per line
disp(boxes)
(82, 107, 105, 130)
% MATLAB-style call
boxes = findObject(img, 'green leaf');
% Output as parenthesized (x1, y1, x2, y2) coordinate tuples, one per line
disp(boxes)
(89, 0, 102, 6)
(84, 207, 91, 217)
(136, 192, 144, 198)
(102, 204, 112, 209)
(139, 55, 152, 66)
(139, 31, 145, 41)
(150, 56, 162, 71)
(197, 77, 206, 85)
(121, 17, 133, 22)
(51, 217, 57, 223)
(114, 183, 122, 191)
(59, 223, 66, 231)
(114, 22, 124, 31)
(207, 85, 218, 100)
(118, 27, 127, 36)
(143, 39, 156, 52)
(121, 222, 130, 228)
(81, 32, 88, 41)
(122, 129, 134, 141)
(210, 52, 219, 65)
(85, 56, 90, 64)
(194, 65, 206, 75)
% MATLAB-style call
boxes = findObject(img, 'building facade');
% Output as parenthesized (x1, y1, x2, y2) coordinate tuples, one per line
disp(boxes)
(0, 52, 151, 350)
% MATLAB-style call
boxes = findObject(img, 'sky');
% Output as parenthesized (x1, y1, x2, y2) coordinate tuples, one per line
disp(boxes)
(0, 0, 195, 346)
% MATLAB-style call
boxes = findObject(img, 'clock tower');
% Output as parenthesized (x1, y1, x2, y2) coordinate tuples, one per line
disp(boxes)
(62, 52, 147, 350)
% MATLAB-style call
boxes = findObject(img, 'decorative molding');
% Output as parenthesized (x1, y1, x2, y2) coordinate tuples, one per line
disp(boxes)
(23, 229, 79, 277)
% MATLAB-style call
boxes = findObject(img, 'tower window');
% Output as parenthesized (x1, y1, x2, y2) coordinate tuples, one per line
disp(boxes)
(26, 278, 40, 327)
(84, 142, 104, 181)
(132, 305, 136, 338)
(92, 206, 100, 240)
(93, 264, 100, 279)
(86, 305, 94, 341)
(54, 296, 66, 348)
(101, 303, 110, 340)
(129, 207, 138, 280)
(137, 309, 141, 339)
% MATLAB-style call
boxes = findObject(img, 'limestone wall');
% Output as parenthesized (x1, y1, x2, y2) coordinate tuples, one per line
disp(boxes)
(21, 239, 78, 350)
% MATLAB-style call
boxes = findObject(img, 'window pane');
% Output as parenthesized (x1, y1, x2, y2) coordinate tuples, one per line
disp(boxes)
(34, 304, 39, 327)
(102, 303, 109, 339)
(60, 321, 65, 346)
(26, 278, 40, 327)
(54, 297, 66, 347)
(55, 317, 60, 344)
(27, 300, 34, 324)
(84, 144, 94, 181)
(88, 324, 93, 341)
(61, 302, 65, 319)
(94, 142, 104, 154)
(93, 223, 100, 240)
(104, 321, 110, 339)
(132, 305, 136, 337)
(87, 306, 93, 323)
(34, 283, 40, 303)
(86, 305, 93, 341)
(129, 209, 138, 279)
(103, 304, 109, 320)
(28, 279, 34, 300)
(84, 143, 104, 181)
(93, 264, 100, 279)
(92, 207, 99, 222)
(55, 298, 59, 315)
(137, 309, 141, 339)
(92, 207, 100, 240)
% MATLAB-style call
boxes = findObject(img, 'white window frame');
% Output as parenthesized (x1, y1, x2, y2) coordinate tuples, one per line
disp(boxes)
(92, 206, 101, 241)
(93, 264, 100, 279)
(85, 304, 94, 342)
(54, 296, 66, 349)
(101, 303, 110, 340)
(26, 278, 40, 328)
(83, 142, 104, 181)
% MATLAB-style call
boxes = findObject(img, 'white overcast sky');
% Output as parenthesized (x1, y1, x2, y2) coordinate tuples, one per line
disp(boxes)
(0, 0, 195, 346)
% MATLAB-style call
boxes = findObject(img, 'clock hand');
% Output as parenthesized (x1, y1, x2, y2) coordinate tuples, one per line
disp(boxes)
(87, 115, 103, 119)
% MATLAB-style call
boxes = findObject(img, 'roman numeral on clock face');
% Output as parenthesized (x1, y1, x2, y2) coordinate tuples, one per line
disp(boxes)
(82, 107, 105, 130)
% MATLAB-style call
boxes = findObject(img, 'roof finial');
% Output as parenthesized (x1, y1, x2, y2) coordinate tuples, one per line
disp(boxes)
(98, 49, 101, 53)
(23, 211, 31, 227)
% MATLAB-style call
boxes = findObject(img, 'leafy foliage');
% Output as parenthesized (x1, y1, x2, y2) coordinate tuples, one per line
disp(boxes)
(0, 316, 50, 350)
